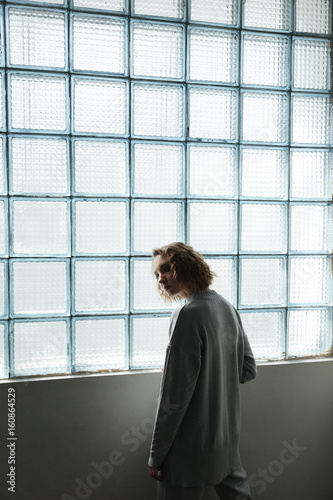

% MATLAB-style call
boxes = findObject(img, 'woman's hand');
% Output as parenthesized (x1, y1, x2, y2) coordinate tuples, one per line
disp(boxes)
(148, 463, 162, 481)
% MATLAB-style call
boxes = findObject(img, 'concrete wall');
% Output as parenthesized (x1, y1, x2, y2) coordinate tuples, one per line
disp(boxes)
(0, 359, 332, 500)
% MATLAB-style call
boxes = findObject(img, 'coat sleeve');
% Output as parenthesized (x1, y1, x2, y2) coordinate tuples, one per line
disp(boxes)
(236, 311, 257, 384)
(148, 310, 202, 468)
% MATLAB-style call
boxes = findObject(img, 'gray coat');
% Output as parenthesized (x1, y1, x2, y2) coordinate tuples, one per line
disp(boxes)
(148, 289, 257, 487)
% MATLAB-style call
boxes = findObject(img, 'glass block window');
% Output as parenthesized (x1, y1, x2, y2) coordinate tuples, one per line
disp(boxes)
(8, 8, 67, 69)
(73, 317, 127, 371)
(1, 0, 332, 379)
(71, 14, 127, 74)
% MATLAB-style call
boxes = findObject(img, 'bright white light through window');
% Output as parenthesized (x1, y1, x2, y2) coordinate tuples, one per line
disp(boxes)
(0, 0, 332, 378)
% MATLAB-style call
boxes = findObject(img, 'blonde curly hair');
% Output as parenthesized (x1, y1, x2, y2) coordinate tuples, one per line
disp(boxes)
(152, 242, 216, 302)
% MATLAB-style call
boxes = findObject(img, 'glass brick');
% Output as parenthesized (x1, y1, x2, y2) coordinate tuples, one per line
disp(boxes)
(74, 259, 126, 312)
(132, 22, 183, 79)
(74, 140, 127, 196)
(190, 0, 238, 25)
(0, 73, 3, 130)
(189, 28, 237, 84)
(132, 259, 176, 311)
(10, 73, 67, 132)
(240, 203, 287, 252)
(8, 8, 66, 69)
(242, 34, 288, 87)
(292, 95, 331, 145)
(73, 0, 126, 11)
(189, 87, 237, 141)
(133, 83, 183, 138)
(73, 15, 126, 74)
(288, 309, 332, 358)
(291, 150, 332, 200)
(241, 148, 287, 199)
(11, 137, 68, 195)
(0, 33, 2, 69)
(293, 38, 330, 90)
(73, 78, 127, 135)
(20, 0, 64, 4)
(189, 202, 237, 253)
(74, 317, 126, 371)
(12, 200, 69, 256)
(295, 0, 332, 34)
(133, 143, 183, 196)
(0, 200, 6, 256)
(0, 74, 3, 130)
(243, 0, 291, 30)
(189, 145, 237, 198)
(0, 324, 6, 378)
(0, 137, 5, 194)
(133, 0, 184, 18)
(133, 201, 183, 253)
(13, 320, 69, 376)
(0, 262, 5, 316)
(131, 316, 169, 368)
(205, 258, 236, 306)
(75, 201, 127, 254)
(290, 204, 331, 252)
(242, 92, 288, 143)
(239, 310, 285, 360)
(240, 258, 286, 307)
(289, 257, 332, 305)
(12, 260, 68, 315)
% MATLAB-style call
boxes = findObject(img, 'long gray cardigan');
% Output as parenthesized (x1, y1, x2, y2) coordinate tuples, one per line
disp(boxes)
(148, 289, 257, 487)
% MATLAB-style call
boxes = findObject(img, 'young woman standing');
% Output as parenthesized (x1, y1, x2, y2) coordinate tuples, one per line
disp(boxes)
(148, 242, 257, 500)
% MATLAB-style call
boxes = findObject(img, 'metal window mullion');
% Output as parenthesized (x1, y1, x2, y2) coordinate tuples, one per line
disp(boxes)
(67, 0, 74, 375)
(3, 2, 12, 378)
(184, 0, 189, 245)
(236, 0, 243, 311)
(284, 2, 295, 359)
(127, 0, 133, 371)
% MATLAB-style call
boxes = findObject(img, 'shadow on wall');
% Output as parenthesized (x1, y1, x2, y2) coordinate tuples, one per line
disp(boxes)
(0, 361, 333, 500)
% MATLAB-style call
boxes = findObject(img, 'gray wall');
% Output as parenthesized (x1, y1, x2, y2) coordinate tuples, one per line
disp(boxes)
(0, 359, 332, 500)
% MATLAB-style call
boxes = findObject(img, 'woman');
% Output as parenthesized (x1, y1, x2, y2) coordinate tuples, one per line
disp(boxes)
(147, 242, 257, 500)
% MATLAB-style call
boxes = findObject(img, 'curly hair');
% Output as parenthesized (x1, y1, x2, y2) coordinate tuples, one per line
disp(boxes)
(152, 242, 216, 302)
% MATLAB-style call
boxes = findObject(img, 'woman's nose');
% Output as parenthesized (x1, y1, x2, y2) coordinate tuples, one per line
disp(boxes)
(158, 274, 165, 283)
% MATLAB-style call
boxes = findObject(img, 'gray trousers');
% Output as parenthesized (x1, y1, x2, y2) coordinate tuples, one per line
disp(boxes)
(157, 468, 254, 500)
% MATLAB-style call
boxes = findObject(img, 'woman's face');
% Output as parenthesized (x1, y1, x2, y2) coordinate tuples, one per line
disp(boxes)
(153, 254, 187, 299)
